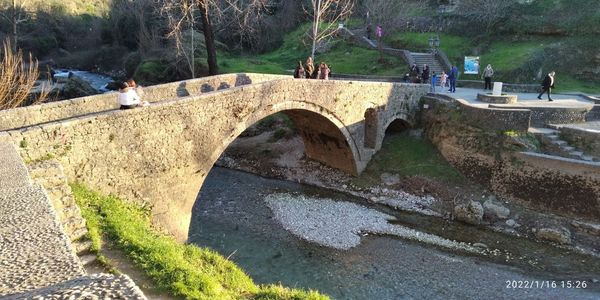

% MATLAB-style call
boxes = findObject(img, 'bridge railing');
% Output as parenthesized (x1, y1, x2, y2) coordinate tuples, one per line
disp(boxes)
(0, 73, 288, 131)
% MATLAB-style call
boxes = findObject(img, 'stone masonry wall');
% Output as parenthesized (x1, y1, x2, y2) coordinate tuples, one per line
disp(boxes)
(422, 95, 531, 132)
(0, 73, 287, 131)
(0, 78, 428, 240)
(423, 99, 600, 221)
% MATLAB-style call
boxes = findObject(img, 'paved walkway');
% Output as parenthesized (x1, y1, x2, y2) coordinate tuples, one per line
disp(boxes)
(0, 142, 147, 299)
(437, 88, 595, 109)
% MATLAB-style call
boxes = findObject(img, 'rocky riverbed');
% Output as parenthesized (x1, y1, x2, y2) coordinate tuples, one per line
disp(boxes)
(216, 127, 600, 257)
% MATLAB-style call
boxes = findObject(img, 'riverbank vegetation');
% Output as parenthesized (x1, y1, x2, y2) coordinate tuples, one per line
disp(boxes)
(72, 183, 328, 300)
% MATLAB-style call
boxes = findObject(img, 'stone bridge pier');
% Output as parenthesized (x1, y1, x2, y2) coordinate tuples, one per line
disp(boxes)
(0, 75, 428, 240)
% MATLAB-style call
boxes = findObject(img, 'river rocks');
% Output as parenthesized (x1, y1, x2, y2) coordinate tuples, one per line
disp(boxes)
(483, 197, 510, 220)
(535, 227, 572, 245)
(506, 219, 517, 227)
(454, 201, 484, 225)
(571, 221, 600, 237)
(380, 173, 400, 186)
(62, 76, 100, 99)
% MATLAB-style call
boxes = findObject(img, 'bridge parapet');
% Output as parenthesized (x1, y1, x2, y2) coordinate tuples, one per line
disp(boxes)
(0, 73, 287, 131)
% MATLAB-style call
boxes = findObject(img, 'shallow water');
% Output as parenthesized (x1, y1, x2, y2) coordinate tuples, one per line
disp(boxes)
(53, 70, 112, 92)
(189, 167, 600, 299)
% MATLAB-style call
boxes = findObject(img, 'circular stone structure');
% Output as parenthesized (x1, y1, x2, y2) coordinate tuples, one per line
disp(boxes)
(477, 93, 518, 104)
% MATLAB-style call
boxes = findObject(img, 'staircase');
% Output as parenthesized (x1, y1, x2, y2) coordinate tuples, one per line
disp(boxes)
(530, 127, 599, 162)
(411, 52, 446, 76)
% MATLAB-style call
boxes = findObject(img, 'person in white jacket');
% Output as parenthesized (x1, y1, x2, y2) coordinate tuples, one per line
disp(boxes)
(117, 81, 148, 109)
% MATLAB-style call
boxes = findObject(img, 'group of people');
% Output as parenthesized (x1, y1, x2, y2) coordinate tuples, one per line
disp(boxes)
(404, 64, 459, 93)
(117, 79, 149, 109)
(294, 56, 332, 80)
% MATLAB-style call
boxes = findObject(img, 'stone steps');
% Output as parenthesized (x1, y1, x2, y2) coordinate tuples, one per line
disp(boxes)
(530, 127, 599, 162)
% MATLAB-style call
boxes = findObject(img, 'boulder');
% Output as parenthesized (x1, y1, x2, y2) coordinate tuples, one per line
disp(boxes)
(454, 201, 484, 225)
(61, 76, 99, 99)
(483, 198, 510, 220)
(535, 227, 571, 245)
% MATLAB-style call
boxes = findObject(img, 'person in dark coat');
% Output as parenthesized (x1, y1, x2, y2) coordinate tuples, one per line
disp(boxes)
(537, 71, 555, 101)
(294, 61, 305, 79)
(448, 65, 458, 93)
(409, 64, 420, 83)
(421, 64, 430, 83)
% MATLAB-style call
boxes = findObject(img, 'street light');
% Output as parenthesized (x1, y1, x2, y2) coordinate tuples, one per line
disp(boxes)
(429, 35, 440, 54)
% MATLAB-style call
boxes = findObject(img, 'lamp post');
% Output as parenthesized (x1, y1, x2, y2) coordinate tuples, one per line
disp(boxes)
(429, 35, 440, 54)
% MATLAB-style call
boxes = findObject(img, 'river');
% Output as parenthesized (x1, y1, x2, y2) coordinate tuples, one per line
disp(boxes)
(189, 167, 600, 299)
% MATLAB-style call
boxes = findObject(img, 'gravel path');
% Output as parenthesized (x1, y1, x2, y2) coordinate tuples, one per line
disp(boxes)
(265, 193, 477, 253)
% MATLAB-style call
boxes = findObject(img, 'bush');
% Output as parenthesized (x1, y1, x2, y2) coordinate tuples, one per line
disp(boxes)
(134, 59, 170, 85)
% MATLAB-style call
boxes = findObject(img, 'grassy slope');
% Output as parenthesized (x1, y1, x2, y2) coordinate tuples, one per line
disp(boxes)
(219, 24, 409, 76)
(384, 32, 598, 93)
(73, 184, 328, 300)
(353, 132, 465, 188)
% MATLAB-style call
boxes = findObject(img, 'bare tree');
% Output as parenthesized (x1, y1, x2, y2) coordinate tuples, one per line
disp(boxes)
(0, 39, 48, 110)
(361, 0, 427, 30)
(161, 0, 219, 76)
(305, 0, 354, 59)
(455, 0, 516, 33)
(217, 0, 273, 52)
(0, 0, 28, 51)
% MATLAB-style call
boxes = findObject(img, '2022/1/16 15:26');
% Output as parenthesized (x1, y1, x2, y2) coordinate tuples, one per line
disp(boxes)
(506, 280, 588, 289)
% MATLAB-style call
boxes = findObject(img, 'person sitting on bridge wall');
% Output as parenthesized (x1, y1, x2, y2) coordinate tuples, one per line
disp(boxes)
(117, 82, 148, 109)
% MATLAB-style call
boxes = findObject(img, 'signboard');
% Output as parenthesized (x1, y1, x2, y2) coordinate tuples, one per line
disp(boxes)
(464, 56, 480, 74)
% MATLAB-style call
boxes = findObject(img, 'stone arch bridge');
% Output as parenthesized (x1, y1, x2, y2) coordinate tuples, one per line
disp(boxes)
(0, 73, 428, 240)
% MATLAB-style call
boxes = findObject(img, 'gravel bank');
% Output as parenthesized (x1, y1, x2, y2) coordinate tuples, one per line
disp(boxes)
(265, 193, 478, 253)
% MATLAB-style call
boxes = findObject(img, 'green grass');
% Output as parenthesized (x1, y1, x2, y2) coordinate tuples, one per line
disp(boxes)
(353, 132, 465, 187)
(72, 183, 328, 300)
(220, 24, 411, 76)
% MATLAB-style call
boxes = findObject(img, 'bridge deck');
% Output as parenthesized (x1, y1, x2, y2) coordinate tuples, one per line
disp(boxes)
(0, 142, 146, 299)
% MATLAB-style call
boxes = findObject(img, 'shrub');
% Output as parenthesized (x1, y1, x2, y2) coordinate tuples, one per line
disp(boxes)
(0, 39, 48, 110)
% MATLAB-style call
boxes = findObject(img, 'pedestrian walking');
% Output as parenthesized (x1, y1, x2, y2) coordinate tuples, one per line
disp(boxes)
(537, 71, 555, 101)
(482, 64, 494, 90)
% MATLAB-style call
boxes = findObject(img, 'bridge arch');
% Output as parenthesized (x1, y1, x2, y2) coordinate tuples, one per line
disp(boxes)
(206, 100, 362, 179)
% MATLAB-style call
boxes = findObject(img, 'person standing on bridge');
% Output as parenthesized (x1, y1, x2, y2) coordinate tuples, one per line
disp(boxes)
(431, 71, 438, 93)
(537, 71, 555, 101)
(305, 56, 315, 79)
(409, 64, 420, 83)
(448, 65, 458, 93)
(482, 64, 494, 90)
(318, 62, 331, 80)
(422, 64, 430, 84)
(294, 61, 305, 79)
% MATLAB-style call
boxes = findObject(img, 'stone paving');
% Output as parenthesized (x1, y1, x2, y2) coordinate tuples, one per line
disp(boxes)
(0, 142, 147, 299)
(440, 88, 594, 109)
(557, 120, 600, 132)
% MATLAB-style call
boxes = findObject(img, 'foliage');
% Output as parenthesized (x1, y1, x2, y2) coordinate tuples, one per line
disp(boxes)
(0, 39, 48, 110)
(353, 131, 465, 187)
(71, 183, 328, 300)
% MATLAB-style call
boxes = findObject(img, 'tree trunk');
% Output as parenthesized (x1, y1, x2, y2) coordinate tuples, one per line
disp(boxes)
(12, 0, 17, 52)
(198, 0, 218, 75)
(310, 0, 321, 60)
